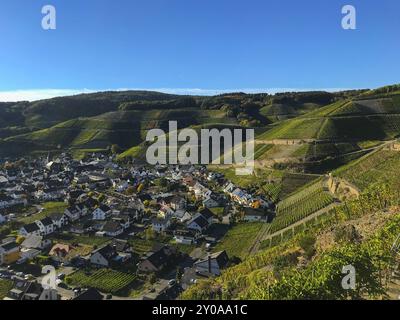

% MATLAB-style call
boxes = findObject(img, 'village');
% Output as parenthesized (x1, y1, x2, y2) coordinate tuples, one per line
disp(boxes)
(0, 152, 274, 300)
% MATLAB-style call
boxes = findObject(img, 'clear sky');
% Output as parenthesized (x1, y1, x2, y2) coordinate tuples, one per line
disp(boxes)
(0, 0, 399, 100)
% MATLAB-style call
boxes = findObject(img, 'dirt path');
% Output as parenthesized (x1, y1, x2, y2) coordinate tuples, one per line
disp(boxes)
(247, 223, 271, 256)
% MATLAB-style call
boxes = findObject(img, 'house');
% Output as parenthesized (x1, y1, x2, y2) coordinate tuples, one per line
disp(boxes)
(90, 244, 117, 267)
(243, 207, 267, 222)
(73, 288, 103, 300)
(0, 175, 8, 186)
(19, 222, 41, 237)
(36, 217, 55, 236)
(194, 250, 229, 276)
(174, 229, 199, 245)
(171, 209, 192, 223)
(187, 214, 209, 233)
(203, 196, 219, 208)
(21, 234, 51, 250)
(5, 279, 47, 300)
(49, 244, 73, 260)
(102, 221, 124, 237)
(0, 194, 26, 209)
(169, 196, 186, 210)
(112, 214, 132, 230)
(64, 206, 81, 222)
(137, 245, 176, 273)
(0, 213, 5, 224)
(50, 212, 69, 229)
(92, 205, 111, 221)
(46, 160, 62, 172)
(199, 208, 214, 225)
(152, 218, 171, 233)
(70, 222, 92, 234)
(158, 205, 174, 219)
(19, 248, 41, 262)
(0, 241, 20, 265)
(193, 182, 212, 199)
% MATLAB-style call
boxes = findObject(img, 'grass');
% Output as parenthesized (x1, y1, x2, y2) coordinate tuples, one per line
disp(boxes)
(213, 222, 264, 259)
(0, 279, 13, 299)
(210, 207, 225, 216)
(19, 202, 68, 224)
(335, 149, 400, 190)
(66, 269, 137, 294)
(50, 232, 111, 247)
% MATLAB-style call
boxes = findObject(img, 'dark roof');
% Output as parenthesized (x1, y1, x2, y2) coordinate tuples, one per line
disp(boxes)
(0, 241, 19, 251)
(92, 244, 117, 259)
(102, 221, 123, 233)
(73, 288, 103, 300)
(196, 250, 229, 269)
(99, 204, 111, 212)
(200, 208, 214, 220)
(111, 239, 129, 252)
(146, 248, 169, 269)
(189, 215, 208, 228)
(40, 217, 54, 226)
(22, 222, 40, 233)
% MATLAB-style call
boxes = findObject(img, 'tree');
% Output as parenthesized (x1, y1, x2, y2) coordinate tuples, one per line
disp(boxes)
(111, 144, 121, 154)
(299, 234, 316, 259)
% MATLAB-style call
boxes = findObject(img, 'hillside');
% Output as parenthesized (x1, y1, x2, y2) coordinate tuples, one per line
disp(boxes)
(1, 108, 236, 156)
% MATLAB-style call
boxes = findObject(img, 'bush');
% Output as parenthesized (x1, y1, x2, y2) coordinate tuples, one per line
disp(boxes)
(299, 234, 316, 259)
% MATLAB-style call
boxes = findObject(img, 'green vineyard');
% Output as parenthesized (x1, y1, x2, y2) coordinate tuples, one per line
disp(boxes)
(269, 180, 335, 234)
(67, 269, 136, 294)
(336, 149, 400, 190)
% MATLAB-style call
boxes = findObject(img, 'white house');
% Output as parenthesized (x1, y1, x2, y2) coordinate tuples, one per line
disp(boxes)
(174, 230, 199, 245)
(172, 210, 192, 223)
(90, 245, 117, 267)
(243, 208, 267, 222)
(102, 221, 124, 237)
(64, 206, 81, 222)
(152, 218, 171, 233)
(36, 217, 55, 236)
(19, 222, 41, 237)
(92, 205, 110, 221)
(187, 214, 209, 233)
(50, 212, 69, 229)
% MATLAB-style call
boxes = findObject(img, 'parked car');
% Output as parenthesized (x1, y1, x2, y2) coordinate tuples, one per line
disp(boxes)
(168, 279, 176, 286)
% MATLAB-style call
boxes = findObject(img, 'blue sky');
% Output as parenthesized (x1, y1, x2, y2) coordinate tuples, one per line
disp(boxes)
(0, 0, 399, 101)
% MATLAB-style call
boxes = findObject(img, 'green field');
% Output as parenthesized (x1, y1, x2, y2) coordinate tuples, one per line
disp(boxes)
(50, 233, 111, 247)
(67, 269, 137, 294)
(0, 279, 13, 299)
(19, 202, 68, 224)
(213, 223, 264, 259)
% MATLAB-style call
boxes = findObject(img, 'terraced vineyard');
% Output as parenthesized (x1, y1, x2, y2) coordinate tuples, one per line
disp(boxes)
(262, 183, 281, 203)
(67, 269, 136, 294)
(269, 180, 335, 234)
(335, 148, 400, 190)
